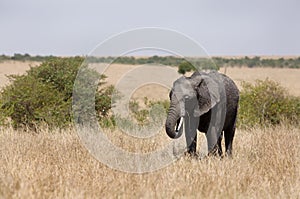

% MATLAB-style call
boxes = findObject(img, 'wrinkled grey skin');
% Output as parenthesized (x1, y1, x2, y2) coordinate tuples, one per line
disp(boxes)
(165, 71, 239, 156)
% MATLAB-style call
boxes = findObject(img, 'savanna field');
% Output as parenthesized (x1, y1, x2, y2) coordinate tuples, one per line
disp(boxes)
(0, 126, 299, 198)
(0, 59, 299, 198)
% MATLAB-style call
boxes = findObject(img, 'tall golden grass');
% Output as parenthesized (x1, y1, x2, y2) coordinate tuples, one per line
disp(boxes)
(0, 125, 299, 198)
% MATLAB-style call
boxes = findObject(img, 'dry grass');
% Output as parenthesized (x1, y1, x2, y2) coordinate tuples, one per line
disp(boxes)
(2, 61, 300, 99)
(0, 126, 299, 198)
(0, 61, 299, 198)
(0, 61, 40, 89)
(219, 67, 300, 96)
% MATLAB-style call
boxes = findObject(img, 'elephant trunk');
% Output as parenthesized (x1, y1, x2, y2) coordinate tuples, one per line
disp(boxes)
(165, 102, 184, 139)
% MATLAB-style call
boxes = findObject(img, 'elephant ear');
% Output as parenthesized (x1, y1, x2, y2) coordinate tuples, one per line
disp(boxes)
(191, 74, 221, 116)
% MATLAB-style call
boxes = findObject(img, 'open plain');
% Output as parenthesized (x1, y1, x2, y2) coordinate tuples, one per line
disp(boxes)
(0, 61, 299, 198)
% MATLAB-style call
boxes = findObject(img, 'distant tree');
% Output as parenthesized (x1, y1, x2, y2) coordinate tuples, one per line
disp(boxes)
(178, 61, 194, 74)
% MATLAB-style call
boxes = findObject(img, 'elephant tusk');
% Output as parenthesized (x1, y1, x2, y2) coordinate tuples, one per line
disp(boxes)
(175, 117, 183, 133)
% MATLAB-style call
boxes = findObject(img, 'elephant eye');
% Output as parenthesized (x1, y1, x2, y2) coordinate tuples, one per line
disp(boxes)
(184, 95, 190, 99)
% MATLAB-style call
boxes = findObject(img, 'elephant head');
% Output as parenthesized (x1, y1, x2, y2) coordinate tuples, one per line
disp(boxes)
(165, 72, 221, 139)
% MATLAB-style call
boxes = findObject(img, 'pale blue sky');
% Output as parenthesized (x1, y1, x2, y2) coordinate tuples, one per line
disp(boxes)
(1, 0, 299, 56)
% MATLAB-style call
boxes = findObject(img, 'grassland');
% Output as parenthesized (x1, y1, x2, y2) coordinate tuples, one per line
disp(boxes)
(220, 67, 300, 96)
(2, 61, 300, 96)
(0, 126, 299, 198)
(0, 61, 299, 198)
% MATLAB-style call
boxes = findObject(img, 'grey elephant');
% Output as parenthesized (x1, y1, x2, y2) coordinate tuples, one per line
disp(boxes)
(165, 71, 239, 156)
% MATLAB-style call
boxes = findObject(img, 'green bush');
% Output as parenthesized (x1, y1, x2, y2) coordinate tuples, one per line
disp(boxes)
(238, 79, 300, 128)
(0, 57, 115, 129)
(128, 98, 170, 126)
(178, 61, 194, 74)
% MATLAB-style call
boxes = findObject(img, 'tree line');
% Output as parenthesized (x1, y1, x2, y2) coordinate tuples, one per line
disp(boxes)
(1, 54, 300, 69)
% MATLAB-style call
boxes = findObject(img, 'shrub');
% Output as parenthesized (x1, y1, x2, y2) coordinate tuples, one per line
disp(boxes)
(0, 75, 70, 127)
(128, 98, 170, 126)
(238, 79, 300, 128)
(0, 57, 115, 129)
(178, 61, 194, 74)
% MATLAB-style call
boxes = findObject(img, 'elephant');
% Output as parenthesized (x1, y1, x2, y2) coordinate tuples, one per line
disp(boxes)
(165, 71, 239, 157)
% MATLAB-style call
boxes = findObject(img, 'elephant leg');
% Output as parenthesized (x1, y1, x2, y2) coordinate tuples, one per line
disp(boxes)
(217, 133, 223, 156)
(187, 133, 197, 154)
(224, 125, 235, 156)
(206, 126, 222, 156)
(224, 110, 237, 156)
(185, 116, 198, 156)
(207, 103, 226, 156)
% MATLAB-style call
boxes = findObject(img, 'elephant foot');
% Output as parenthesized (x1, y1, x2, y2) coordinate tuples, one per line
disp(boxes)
(224, 151, 233, 158)
(207, 145, 224, 158)
(184, 151, 199, 159)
